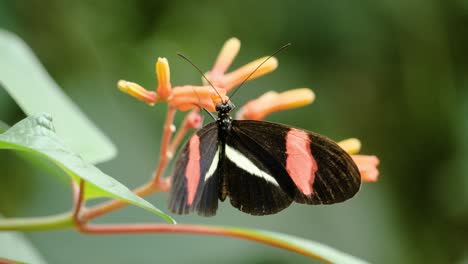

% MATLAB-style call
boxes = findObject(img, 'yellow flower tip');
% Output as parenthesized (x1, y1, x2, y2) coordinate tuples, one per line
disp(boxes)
(352, 155, 380, 182)
(236, 88, 314, 120)
(156, 57, 172, 99)
(225, 37, 241, 49)
(117, 80, 129, 92)
(211, 37, 241, 78)
(169, 85, 227, 112)
(338, 138, 362, 155)
(222, 56, 278, 91)
(276, 88, 315, 109)
(117, 80, 157, 105)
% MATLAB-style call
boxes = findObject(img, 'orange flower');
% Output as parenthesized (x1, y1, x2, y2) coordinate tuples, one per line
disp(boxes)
(218, 56, 278, 91)
(352, 155, 380, 182)
(338, 138, 380, 182)
(156, 58, 172, 99)
(117, 80, 157, 105)
(209, 37, 241, 82)
(117, 36, 381, 184)
(168, 85, 227, 112)
(205, 38, 278, 92)
(236, 88, 315, 120)
(337, 138, 361, 155)
(118, 58, 225, 112)
(118, 38, 282, 112)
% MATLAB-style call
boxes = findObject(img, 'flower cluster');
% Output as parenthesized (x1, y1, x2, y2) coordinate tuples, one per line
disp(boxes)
(117, 37, 379, 182)
(118, 57, 227, 112)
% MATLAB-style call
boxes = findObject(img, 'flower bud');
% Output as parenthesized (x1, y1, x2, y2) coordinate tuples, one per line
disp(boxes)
(156, 57, 172, 99)
(352, 155, 380, 182)
(237, 88, 315, 120)
(222, 56, 278, 91)
(211, 37, 241, 78)
(117, 80, 157, 105)
(338, 138, 362, 155)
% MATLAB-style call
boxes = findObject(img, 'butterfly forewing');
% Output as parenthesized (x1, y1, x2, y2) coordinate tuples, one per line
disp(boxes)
(168, 122, 220, 216)
(231, 120, 361, 205)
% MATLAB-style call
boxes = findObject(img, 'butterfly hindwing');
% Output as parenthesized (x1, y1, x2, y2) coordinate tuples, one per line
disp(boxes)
(168, 122, 220, 216)
(231, 120, 361, 206)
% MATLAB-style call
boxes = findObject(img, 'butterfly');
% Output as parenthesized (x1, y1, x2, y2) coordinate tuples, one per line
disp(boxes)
(168, 46, 361, 216)
(168, 100, 361, 216)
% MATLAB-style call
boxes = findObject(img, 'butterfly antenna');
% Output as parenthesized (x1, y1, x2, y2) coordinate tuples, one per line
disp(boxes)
(228, 43, 291, 102)
(177, 52, 217, 120)
(190, 85, 217, 120)
(177, 52, 224, 103)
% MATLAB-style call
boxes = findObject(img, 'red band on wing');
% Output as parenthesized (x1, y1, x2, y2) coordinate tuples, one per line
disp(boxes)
(185, 135, 201, 205)
(285, 128, 318, 195)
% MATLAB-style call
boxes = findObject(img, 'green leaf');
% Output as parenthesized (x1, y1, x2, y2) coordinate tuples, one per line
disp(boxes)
(0, 120, 8, 133)
(0, 225, 47, 264)
(0, 29, 116, 164)
(224, 227, 368, 264)
(0, 113, 175, 224)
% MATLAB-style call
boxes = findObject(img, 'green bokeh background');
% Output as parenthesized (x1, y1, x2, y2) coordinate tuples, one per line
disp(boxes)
(1, 0, 468, 263)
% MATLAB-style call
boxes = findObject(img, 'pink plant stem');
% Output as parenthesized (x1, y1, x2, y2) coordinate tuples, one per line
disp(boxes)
(70, 171, 327, 262)
(81, 106, 177, 221)
(151, 105, 177, 184)
(71, 181, 81, 205)
(72, 179, 85, 225)
(0, 258, 17, 264)
(167, 120, 190, 157)
(76, 223, 327, 262)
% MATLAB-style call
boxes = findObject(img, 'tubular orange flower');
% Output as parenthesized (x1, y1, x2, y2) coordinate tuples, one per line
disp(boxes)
(156, 57, 172, 99)
(117, 80, 157, 105)
(118, 57, 228, 112)
(210, 37, 241, 79)
(337, 138, 362, 155)
(338, 138, 379, 182)
(352, 155, 380, 182)
(220, 56, 278, 91)
(168, 85, 228, 112)
(236, 88, 315, 120)
(116, 37, 380, 186)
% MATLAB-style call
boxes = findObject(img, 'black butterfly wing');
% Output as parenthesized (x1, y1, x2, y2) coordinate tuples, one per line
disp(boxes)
(169, 119, 361, 217)
(222, 131, 295, 215)
(230, 120, 361, 206)
(168, 122, 221, 216)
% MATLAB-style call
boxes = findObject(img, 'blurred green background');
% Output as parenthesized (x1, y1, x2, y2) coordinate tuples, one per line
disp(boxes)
(1, 0, 468, 263)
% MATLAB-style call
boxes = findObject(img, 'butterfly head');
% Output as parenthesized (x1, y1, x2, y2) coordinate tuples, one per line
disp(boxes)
(216, 101, 235, 134)
(215, 101, 235, 115)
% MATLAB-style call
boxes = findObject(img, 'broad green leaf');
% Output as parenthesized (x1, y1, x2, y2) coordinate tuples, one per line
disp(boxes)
(223, 227, 368, 264)
(0, 29, 116, 164)
(0, 224, 47, 264)
(0, 120, 8, 133)
(0, 113, 175, 224)
(0, 232, 47, 263)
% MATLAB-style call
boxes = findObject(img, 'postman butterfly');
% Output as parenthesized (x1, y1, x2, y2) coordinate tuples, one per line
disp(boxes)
(168, 46, 361, 217)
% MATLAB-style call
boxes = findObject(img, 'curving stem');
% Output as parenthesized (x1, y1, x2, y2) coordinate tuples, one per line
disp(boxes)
(81, 105, 177, 221)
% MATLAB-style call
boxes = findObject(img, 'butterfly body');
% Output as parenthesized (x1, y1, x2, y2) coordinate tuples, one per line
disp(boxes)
(169, 102, 361, 216)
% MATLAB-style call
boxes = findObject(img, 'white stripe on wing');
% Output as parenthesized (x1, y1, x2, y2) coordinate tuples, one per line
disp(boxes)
(225, 145, 279, 186)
